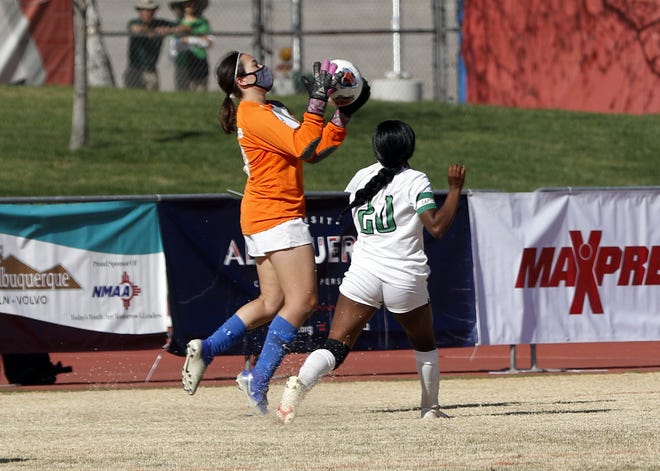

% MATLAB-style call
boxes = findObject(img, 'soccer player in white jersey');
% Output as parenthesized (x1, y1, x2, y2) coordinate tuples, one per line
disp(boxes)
(277, 119, 466, 424)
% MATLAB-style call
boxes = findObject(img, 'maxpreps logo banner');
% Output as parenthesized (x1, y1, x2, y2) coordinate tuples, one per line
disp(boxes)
(0, 201, 168, 335)
(468, 190, 660, 345)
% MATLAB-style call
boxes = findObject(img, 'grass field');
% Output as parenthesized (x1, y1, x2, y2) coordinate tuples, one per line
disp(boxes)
(0, 372, 658, 470)
(1, 85, 658, 197)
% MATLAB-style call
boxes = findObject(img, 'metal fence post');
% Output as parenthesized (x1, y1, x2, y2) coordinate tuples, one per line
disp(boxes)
(432, 0, 446, 101)
(252, 0, 263, 61)
(509, 344, 518, 372)
(291, 0, 302, 74)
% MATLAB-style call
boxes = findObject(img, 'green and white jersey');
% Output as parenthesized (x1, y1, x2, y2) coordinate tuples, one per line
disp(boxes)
(345, 162, 437, 286)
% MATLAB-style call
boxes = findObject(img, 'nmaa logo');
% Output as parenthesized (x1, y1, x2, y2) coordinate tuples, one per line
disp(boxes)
(515, 230, 660, 314)
(92, 272, 141, 309)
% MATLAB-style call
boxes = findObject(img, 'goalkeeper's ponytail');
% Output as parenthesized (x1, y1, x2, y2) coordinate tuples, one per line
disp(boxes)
(219, 95, 237, 134)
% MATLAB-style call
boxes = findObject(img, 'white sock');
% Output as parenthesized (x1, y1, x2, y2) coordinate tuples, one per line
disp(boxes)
(415, 349, 440, 413)
(298, 349, 336, 390)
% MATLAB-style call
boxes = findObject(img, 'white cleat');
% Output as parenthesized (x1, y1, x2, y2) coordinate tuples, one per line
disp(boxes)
(422, 406, 450, 419)
(277, 376, 307, 424)
(182, 339, 207, 395)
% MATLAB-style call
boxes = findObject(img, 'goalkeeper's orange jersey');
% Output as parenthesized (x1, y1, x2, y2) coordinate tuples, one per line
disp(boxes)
(236, 100, 346, 235)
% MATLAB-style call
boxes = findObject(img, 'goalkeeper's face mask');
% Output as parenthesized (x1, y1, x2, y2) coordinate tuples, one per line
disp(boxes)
(243, 65, 274, 92)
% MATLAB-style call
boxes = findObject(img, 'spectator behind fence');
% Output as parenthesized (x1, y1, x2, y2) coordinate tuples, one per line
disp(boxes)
(124, 0, 185, 90)
(168, 0, 213, 91)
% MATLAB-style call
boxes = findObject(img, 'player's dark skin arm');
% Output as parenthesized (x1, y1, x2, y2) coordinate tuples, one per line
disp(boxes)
(418, 164, 466, 238)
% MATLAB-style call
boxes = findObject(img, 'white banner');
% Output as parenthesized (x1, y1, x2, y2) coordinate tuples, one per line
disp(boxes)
(0, 202, 167, 336)
(468, 190, 660, 345)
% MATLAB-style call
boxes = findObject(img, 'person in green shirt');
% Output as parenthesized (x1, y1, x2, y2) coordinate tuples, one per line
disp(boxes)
(168, 0, 213, 91)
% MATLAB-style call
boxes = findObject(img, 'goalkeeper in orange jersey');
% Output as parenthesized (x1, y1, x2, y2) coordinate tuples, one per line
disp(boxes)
(181, 50, 370, 415)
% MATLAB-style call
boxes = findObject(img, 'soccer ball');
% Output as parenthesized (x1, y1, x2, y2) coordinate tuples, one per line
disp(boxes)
(329, 59, 363, 107)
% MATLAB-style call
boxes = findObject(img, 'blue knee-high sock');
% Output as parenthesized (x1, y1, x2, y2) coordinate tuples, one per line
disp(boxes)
(202, 314, 247, 365)
(251, 315, 298, 393)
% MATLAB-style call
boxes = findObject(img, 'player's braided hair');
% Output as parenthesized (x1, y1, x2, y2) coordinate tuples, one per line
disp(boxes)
(216, 51, 244, 134)
(338, 120, 416, 219)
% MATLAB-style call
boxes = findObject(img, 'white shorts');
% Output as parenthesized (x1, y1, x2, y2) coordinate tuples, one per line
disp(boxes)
(338, 262, 429, 314)
(244, 218, 313, 257)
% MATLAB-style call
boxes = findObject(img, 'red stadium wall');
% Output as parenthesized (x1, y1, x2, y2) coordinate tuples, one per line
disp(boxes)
(461, 0, 660, 114)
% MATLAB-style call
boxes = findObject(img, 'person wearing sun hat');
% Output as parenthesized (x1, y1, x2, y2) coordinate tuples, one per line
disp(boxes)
(124, 0, 187, 90)
(135, 0, 159, 10)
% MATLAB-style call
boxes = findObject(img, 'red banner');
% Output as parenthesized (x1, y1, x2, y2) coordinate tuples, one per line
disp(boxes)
(462, 0, 660, 114)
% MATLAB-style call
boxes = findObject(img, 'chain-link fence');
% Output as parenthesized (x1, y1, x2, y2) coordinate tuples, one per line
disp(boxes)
(96, 0, 462, 102)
